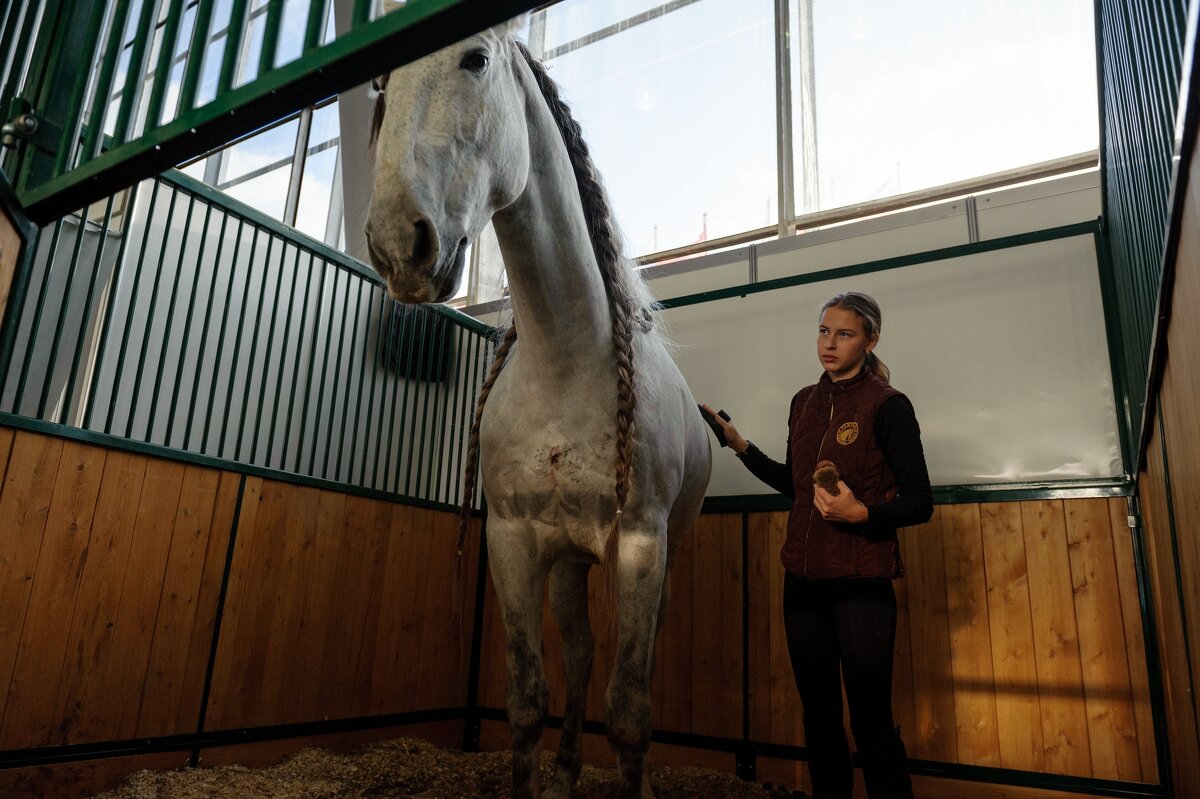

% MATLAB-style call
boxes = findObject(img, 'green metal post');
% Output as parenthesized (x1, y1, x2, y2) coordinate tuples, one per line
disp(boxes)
(306, 264, 338, 473)
(143, 0, 187, 131)
(282, 250, 317, 471)
(321, 268, 351, 479)
(247, 235, 286, 464)
(166, 198, 214, 445)
(204, 218, 250, 452)
(264, 244, 302, 469)
(256, 0, 284, 79)
(334, 279, 365, 481)
(231, 229, 271, 460)
(114, 0, 165, 145)
(303, 0, 327, 51)
(293, 251, 326, 472)
(182, 208, 230, 449)
(177, 0, 217, 113)
(216, 0, 251, 94)
(360, 289, 387, 486)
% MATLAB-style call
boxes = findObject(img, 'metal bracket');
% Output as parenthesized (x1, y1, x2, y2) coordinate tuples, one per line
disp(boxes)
(1, 98, 61, 154)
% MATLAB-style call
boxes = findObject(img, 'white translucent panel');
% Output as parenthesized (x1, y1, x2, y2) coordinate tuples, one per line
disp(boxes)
(222, 162, 292, 219)
(756, 201, 969, 282)
(540, 0, 679, 52)
(218, 118, 298, 184)
(664, 234, 1122, 494)
(540, 0, 777, 255)
(295, 146, 339, 239)
(975, 170, 1101, 240)
(794, 0, 1098, 212)
(643, 250, 751, 299)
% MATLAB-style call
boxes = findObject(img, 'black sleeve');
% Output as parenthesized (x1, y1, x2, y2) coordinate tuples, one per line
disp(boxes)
(736, 393, 799, 499)
(864, 394, 934, 534)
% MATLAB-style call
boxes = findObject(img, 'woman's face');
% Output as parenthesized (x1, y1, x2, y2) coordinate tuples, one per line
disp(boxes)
(817, 305, 877, 382)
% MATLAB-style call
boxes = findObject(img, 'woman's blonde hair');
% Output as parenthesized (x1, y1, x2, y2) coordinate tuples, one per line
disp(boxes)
(819, 291, 890, 384)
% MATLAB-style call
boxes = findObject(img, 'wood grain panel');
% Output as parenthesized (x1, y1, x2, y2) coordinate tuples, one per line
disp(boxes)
(1063, 498, 1141, 781)
(979, 501, 1045, 772)
(0, 205, 22, 325)
(203, 480, 476, 730)
(1021, 500, 1092, 775)
(746, 511, 775, 743)
(942, 503, 1000, 765)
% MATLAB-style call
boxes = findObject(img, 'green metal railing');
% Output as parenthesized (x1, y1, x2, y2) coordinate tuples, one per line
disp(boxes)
(0, 0, 542, 223)
(1096, 0, 1189, 459)
(0, 169, 495, 509)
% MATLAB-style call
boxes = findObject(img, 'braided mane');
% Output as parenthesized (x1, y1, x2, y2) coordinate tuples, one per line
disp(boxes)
(456, 40, 651, 571)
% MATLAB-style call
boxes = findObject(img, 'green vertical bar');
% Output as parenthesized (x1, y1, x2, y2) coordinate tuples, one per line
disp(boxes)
(233, 232, 273, 460)
(429, 325, 459, 502)
(320, 269, 351, 479)
(281, 250, 316, 471)
(306, 265, 339, 474)
(293, 252, 326, 472)
(14, 219, 66, 414)
(361, 289, 387, 487)
(1, 0, 39, 117)
(419, 315, 449, 499)
(83, 182, 141, 429)
(125, 186, 181, 438)
(436, 326, 468, 503)
(81, 0, 135, 162)
(200, 215, 245, 450)
(141, 0, 185, 130)
(265, 245, 304, 469)
(36, 203, 94, 418)
(60, 193, 118, 424)
(177, 0, 216, 112)
(51, 0, 110, 173)
(183, 209, 230, 449)
(379, 302, 405, 491)
(453, 329, 483, 504)
(113, 0, 163, 144)
(247, 236, 286, 464)
(214, 222, 257, 456)
(401, 308, 432, 495)
(303, 0, 326, 51)
(256, 0, 283, 76)
(334, 279, 365, 481)
(168, 199, 214, 445)
(144, 191, 196, 440)
(346, 283, 379, 486)
(351, 0, 372, 28)
(216, 0, 250, 93)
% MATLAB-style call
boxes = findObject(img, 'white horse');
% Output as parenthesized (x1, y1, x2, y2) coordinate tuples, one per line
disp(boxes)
(365, 17, 711, 799)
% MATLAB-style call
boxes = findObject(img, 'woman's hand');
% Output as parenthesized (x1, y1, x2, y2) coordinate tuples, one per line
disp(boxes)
(701, 403, 749, 454)
(814, 481, 869, 524)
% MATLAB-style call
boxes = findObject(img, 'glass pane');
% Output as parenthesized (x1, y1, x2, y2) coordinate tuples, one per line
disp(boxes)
(217, 118, 299, 185)
(540, 0, 683, 53)
(535, 0, 776, 255)
(295, 147, 338, 240)
(793, 0, 1098, 213)
(222, 162, 292, 219)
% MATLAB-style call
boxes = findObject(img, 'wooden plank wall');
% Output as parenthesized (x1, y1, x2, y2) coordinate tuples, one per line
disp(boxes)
(476, 498, 1157, 795)
(0, 202, 22, 327)
(0, 428, 479, 797)
(1134, 130, 1200, 798)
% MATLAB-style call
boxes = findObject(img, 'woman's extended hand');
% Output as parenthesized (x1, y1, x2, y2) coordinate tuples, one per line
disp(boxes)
(814, 481, 869, 524)
(701, 404, 749, 454)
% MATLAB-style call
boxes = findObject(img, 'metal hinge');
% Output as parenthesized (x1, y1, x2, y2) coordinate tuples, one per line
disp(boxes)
(1, 98, 61, 154)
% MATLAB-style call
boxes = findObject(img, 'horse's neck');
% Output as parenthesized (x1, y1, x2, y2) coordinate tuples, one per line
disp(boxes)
(491, 56, 612, 373)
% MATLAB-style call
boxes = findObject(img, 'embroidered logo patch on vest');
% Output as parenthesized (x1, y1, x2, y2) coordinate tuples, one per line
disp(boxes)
(836, 421, 859, 445)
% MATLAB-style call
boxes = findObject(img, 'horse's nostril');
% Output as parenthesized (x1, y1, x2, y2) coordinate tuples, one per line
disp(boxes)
(412, 219, 434, 268)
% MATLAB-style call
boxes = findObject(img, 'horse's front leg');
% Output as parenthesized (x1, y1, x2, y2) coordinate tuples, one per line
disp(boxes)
(605, 528, 667, 799)
(544, 559, 594, 798)
(489, 521, 552, 799)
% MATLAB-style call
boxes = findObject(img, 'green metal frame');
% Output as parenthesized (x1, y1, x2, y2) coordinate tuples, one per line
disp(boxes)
(5, 0, 544, 223)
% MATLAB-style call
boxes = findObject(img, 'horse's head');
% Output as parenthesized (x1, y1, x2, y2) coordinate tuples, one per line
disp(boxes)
(364, 18, 530, 303)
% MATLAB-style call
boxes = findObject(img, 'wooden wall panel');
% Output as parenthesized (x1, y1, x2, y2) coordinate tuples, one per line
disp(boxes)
(203, 480, 480, 730)
(0, 432, 235, 749)
(0, 205, 21, 327)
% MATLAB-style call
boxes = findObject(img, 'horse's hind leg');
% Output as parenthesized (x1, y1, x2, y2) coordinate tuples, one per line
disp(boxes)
(489, 523, 551, 799)
(605, 529, 666, 799)
(544, 560, 594, 798)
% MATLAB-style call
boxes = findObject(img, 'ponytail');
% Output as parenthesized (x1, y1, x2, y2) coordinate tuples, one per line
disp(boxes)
(865, 351, 890, 384)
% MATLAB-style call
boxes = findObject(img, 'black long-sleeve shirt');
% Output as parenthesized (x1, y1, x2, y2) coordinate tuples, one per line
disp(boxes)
(738, 393, 933, 535)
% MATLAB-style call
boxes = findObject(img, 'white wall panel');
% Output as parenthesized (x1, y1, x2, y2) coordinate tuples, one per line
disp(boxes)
(976, 170, 1101, 240)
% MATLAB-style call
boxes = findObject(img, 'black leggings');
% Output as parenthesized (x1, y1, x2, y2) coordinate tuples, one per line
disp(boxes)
(783, 573, 913, 799)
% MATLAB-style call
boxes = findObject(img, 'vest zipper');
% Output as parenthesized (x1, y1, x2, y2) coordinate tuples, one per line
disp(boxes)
(803, 393, 836, 576)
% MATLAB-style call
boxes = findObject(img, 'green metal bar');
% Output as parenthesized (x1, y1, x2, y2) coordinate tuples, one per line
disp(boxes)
(177, 0, 216, 112)
(81, 0, 135, 162)
(165, 199, 214, 445)
(200, 211, 244, 448)
(451, 328, 481, 505)
(380, 303, 409, 491)
(392, 306, 421, 493)
(0, 0, 40, 119)
(18, 0, 544, 221)
(264, 244, 303, 469)
(351, 0, 372, 28)
(61, 195, 118, 425)
(145, 191, 198, 441)
(212, 221, 256, 454)
(401, 308, 432, 495)
(124, 186, 181, 438)
(303, 0, 326, 51)
(232, 231, 272, 460)
(321, 269, 351, 479)
(36, 202, 94, 418)
(143, 0, 187, 130)
(283, 251, 318, 471)
(256, 0, 283, 78)
(182, 208, 230, 449)
(430, 325, 460, 502)
(113, 0, 163, 145)
(293, 252, 326, 472)
(216, 0, 250, 94)
(50, 0, 110, 174)
(352, 288, 384, 486)
(14, 217, 66, 413)
(418, 313, 449, 498)
(82, 182, 141, 429)
(306, 265, 339, 473)
(247, 236, 286, 464)
(360, 289, 387, 486)
(334, 279, 365, 481)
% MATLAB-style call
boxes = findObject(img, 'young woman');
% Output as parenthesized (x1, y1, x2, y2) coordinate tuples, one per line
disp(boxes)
(703, 291, 932, 799)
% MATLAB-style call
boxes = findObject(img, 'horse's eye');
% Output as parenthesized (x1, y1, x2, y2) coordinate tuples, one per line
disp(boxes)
(460, 50, 490, 73)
